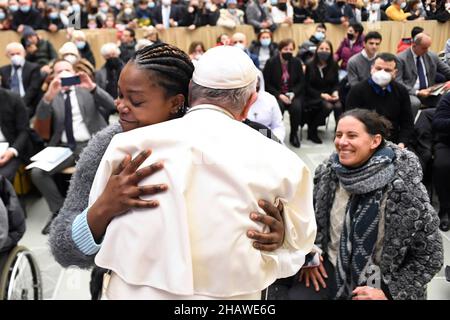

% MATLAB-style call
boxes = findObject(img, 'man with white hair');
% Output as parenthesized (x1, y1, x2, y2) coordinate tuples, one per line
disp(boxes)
(95, 43, 123, 100)
(87, 45, 317, 299)
(0, 42, 42, 117)
(71, 30, 96, 68)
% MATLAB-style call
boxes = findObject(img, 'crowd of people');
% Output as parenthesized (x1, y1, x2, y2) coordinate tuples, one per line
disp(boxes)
(0, 0, 449, 301)
(0, 0, 449, 33)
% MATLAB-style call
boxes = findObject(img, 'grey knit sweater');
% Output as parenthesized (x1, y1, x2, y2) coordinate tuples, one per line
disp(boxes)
(49, 122, 122, 269)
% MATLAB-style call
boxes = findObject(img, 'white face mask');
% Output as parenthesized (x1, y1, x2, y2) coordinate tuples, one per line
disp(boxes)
(234, 43, 245, 50)
(400, 2, 406, 9)
(11, 54, 24, 66)
(371, 69, 392, 87)
(124, 7, 132, 15)
(370, 3, 380, 10)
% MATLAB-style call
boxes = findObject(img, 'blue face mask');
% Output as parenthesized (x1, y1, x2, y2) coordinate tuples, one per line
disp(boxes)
(76, 41, 86, 50)
(10, 5, 19, 12)
(314, 31, 325, 41)
(72, 4, 81, 13)
(20, 5, 31, 12)
(271, 0, 277, 5)
(260, 38, 271, 47)
(49, 12, 59, 19)
(0, 11, 5, 20)
(148, 2, 155, 8)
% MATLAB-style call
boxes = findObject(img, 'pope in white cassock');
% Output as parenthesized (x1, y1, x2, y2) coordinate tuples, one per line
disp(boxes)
(88, 45, 317, 299)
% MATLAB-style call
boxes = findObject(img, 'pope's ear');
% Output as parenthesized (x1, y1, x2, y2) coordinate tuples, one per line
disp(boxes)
(238, 91, 258, 121)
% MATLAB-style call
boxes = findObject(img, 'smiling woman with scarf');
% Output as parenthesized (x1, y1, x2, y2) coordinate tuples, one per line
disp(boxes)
(288, 109, 443, 300)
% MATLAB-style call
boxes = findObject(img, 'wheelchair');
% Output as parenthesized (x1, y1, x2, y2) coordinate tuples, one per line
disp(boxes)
(0, 246, 43, 300)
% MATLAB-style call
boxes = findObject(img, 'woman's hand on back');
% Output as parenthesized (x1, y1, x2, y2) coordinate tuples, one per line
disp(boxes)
(87, 149, 167, 241)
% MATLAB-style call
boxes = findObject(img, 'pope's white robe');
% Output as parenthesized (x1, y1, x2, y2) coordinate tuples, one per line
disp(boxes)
(89, 104, 317, 299)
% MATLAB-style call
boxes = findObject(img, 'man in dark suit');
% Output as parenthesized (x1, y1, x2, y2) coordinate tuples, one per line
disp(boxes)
(396, 32, 450, 117)
(0, 42, 43, 118)
(152, 0, 187, 30)
(0, 88, 31, 182)
(31, 59, 115, 234)
(325, 0, 356, 26)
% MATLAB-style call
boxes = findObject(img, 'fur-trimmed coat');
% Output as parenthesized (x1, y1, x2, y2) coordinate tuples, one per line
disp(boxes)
(313, 143, 443, 299)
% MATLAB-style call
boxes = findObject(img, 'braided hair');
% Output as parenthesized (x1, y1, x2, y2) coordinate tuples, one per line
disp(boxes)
(130, 43, 194, 118)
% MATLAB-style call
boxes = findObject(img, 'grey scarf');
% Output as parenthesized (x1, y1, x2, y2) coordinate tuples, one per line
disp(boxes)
(331, 146, 395, 299)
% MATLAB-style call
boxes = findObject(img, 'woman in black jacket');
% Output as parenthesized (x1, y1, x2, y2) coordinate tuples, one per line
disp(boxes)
(304, 40, 341, 143)
(263, 38, 305, 147)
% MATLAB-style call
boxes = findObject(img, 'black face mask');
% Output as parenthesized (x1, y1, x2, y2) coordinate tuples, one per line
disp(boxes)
(317, 51, 330, 62)
(277, 3, 287, 10)
(281, 52, 292, 61)
(347, 33, 355, 40)
(106, 57, 123, 69)
(336, 1, 345, 7)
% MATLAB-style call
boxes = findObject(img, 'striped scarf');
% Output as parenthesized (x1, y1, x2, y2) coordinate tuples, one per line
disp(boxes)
(331, 147, 395, 299)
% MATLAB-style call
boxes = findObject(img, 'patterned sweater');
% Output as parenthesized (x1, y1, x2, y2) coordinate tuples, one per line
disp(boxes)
(313, 142, 443, 299)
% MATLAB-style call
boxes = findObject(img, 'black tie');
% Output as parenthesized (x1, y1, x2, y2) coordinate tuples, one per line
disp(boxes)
(10, 65, 21, 94)
(416, 56, 427, 90)
(64, 91, 76, 151)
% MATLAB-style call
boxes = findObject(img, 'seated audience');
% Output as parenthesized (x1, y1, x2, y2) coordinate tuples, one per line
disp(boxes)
(396, 33, 450, 117)
(347, 53, 414, 148)
(0, 88, 31, 182)
(396, 26, 424, 53)
(71, 30, 96, 68)
(0, 42, 42, 117)
(304, 40, 342, 143)
(245, 0, 277, 33)
(347, 31, 382, 87)
(264, 38, 304, 148)
(334, 22, 365, 72)
(249, 29, 278, 71)
(31, 59, 115, 235)
(297, 23, 327, 65)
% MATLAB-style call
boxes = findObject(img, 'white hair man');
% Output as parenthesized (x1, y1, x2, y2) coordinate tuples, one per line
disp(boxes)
(0, 42, 42, 117)
(96, 43, 123, 99)
(87, 45, 317, 299)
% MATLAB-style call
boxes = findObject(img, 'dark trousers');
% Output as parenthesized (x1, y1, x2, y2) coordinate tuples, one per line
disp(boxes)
(277, 97, 302, 134)
(304, 100, 343, 133)
(267, 257, 337, 300)
(30, 142, 87, 214)
(0, 157, 21, 183)
(433, 142, 450, 215)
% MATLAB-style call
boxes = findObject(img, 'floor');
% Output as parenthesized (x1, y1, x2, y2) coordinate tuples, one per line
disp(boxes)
(15, 116, 450, 300)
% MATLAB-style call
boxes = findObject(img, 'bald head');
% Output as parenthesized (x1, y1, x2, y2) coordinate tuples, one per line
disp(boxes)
(231, 32, 247, 47)
(5, 42, 25, 58)
(412, 33, 432, 56)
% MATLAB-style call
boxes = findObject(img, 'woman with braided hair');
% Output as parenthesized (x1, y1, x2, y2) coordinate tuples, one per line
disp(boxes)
(49, 43, 286, 299)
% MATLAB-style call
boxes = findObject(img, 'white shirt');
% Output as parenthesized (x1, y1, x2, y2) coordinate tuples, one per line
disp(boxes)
(10, 65, 25, 97)
(61, 89, 91, 143)
(411, 48, 428, 91)
(258, 46, 271, 70)
(89, 104, 316, 299)
(247, 90, 286, 143)
(271, 5, 293, 24)
(162, 5, 171, 28)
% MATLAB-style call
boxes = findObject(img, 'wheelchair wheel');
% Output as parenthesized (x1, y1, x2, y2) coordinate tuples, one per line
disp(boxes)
(0, 246, 43, 300)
